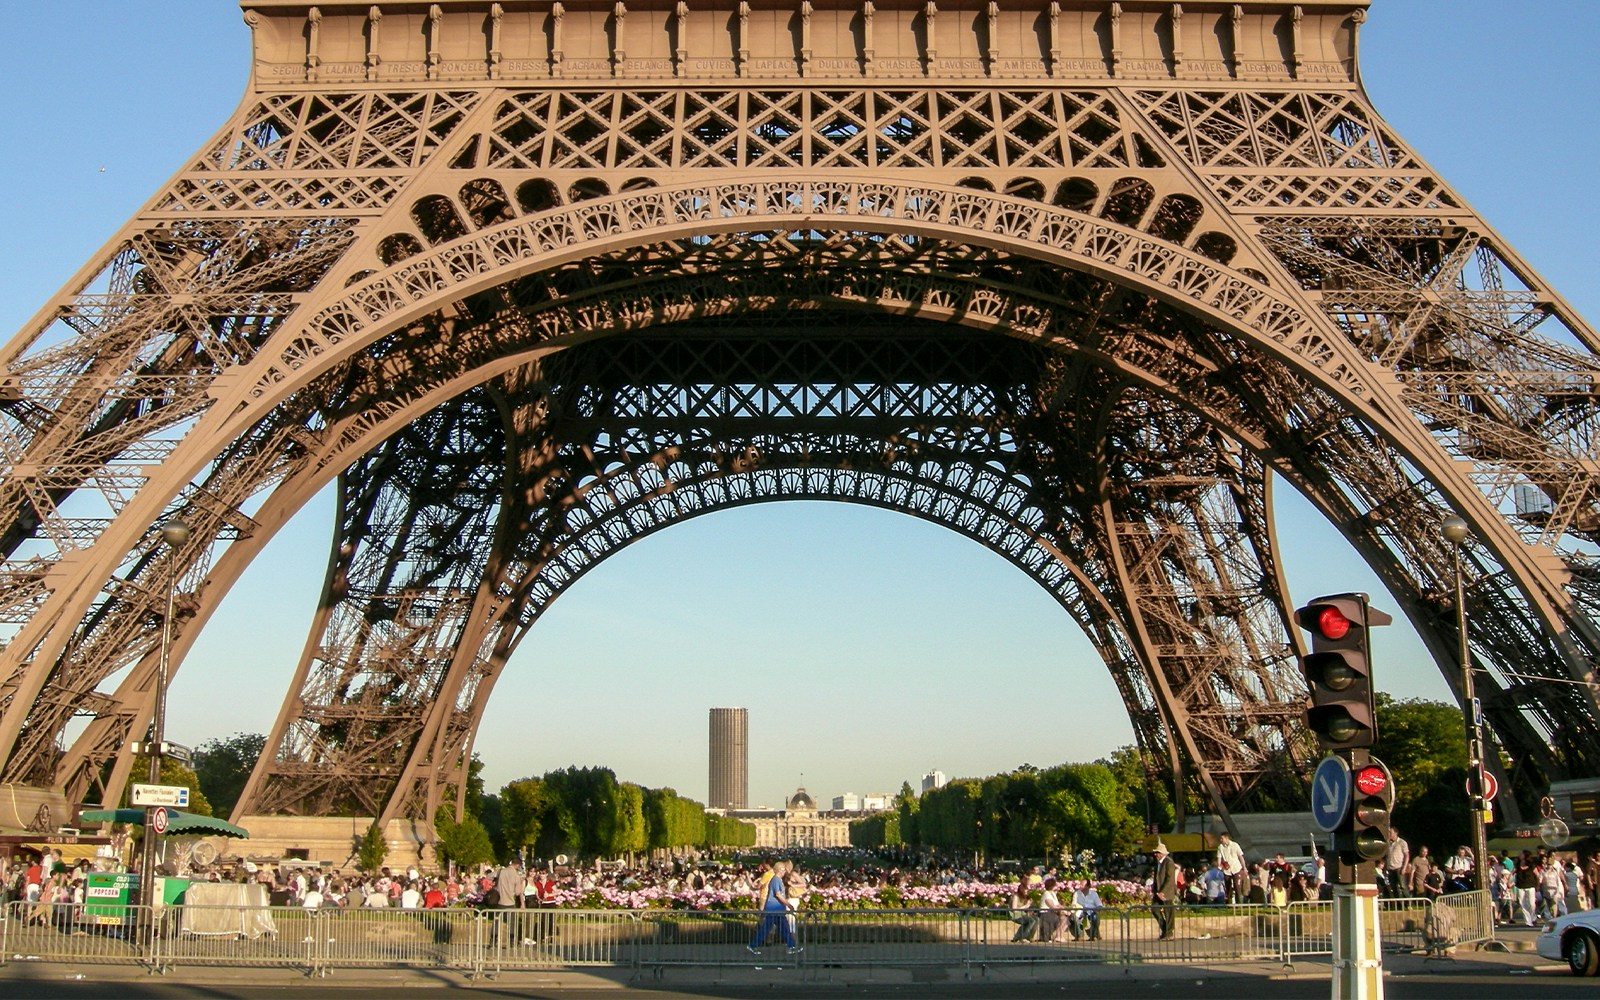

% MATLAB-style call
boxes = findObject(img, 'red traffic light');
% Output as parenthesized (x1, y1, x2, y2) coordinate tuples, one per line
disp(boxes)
(1354, 765, 1388, 796)
(1316, 606, 1352, 641)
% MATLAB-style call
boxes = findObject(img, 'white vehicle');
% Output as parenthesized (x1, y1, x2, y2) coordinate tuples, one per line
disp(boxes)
(1537, 908, 1600, 975)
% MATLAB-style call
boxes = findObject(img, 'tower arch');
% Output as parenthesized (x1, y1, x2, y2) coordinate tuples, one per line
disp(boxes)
(3, 1, 1598, 840)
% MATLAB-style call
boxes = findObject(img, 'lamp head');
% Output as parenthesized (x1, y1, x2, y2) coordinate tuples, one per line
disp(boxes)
(1440, 514, 1468, 546)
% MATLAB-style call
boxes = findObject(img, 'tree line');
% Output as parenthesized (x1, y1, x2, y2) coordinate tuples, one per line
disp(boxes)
(483, 764, 755, 865)
(850, 752, 1167, 861)
(848, 696, 1491, 861)
(183, 695, 1486, 867)
(184, 740, 753, 869)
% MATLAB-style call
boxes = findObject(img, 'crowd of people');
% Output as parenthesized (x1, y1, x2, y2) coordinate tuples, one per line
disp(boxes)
(7, 838, 1600, 934)
(1, 849, 87, 931)
(1006, 875, 1104, 942)
(1489, 849, 1598, 926)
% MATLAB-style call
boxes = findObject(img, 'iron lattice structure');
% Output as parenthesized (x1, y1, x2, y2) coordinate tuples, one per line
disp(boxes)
(1, 0, 1598, 834)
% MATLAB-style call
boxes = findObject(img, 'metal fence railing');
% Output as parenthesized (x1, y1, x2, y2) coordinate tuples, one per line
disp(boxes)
(1378, 889, 1493, 955)
(797, 908, 970, 967)
(1282, 900, 1336, 961)
(155, 904, 313, 972)
(1, 899, 154, 966)
(482, 908, 643, 973)
(0, 892, 1496, 977)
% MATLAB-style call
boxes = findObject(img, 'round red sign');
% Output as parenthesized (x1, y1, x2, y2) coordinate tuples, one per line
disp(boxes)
(1470, 771, 1500, 802)
(1355, 766, 1388, 796)
(151, 806, 169, 835)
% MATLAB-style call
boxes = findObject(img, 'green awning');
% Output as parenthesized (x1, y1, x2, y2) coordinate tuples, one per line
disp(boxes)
(80, 808, 250, 839)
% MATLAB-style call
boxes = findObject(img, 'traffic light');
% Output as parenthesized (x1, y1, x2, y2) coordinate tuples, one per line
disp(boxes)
(1293, 593, 1393, 750)
(1348, 757, 1395, 863)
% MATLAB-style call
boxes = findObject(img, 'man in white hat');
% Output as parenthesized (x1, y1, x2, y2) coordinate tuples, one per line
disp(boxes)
(1151, 843, 1180, 940)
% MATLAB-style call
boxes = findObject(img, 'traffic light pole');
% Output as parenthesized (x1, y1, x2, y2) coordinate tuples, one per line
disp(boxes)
(1296, 595, 1394, 1000)
(1332, 880, 1385, 1000)
(1448, 529, 1491, 890)
(1331, 747, 1386, 1000)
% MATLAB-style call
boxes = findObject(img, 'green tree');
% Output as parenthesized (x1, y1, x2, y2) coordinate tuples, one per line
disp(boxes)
(917, 779, 983, 855)
(644, 787, 708, 850)
(528, 765, 623, 857)
(122, 758, 212, 817)
(895, 781, 920, 845)
(1036, 763, 1143, 857)
(1373, 694, 1471, 855)
(478, 792, 505, 860)
(849, 810, 901, 848)
(357, 821, 388, 872)
(191, 733, 265, 817)
(500, 777, 549, 856)
(703, 812, 756, 847)
(1096, 745, 1174, 834)
(463, 753, 487, 818)
(434, 805, 495, 868)
(613, 782, 648, 857)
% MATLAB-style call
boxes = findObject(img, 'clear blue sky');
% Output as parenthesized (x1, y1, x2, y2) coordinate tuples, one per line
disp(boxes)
(1, 2, 1596, 809)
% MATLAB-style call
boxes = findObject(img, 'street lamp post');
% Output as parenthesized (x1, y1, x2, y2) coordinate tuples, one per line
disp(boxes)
(1441, 514, 1489, 890)
(139, 519, 189, 915)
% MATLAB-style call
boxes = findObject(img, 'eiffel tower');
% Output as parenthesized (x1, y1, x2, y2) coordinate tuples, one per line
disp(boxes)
(2, 0, 1597, 844)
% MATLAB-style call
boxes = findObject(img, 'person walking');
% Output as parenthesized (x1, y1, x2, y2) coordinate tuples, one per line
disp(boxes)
(747, 860, 801, 955)
(1443, 846, 1475, 891)
(1514, 851, 1539, 926)
(1216, 833, 1247, 903)
(490, 860, 527, 947)
(1585, 853, 1600, 913)
(1565, 859, 1587, 913)
(1540, 855, 1567, 919)
(1151, 843, 1180, 940)
(1408, 846, 1433, 898)
(1383, 828, 1410, 898)
(783, 861, 810, 943)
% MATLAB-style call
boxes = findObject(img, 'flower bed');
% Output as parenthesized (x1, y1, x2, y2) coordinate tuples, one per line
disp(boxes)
(543, 878, 1150, 912)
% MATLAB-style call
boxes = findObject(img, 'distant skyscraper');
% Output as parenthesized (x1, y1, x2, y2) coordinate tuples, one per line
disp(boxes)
(708, 707, 748, 810)
(922, 770, 948, 793)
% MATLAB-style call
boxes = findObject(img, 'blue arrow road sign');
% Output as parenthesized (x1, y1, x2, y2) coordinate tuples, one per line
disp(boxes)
(1311, 756, 1352, 833)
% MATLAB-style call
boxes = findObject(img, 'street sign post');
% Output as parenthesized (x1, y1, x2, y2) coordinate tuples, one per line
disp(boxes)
(1312, 755, 1352, 833)
(131, 783, 190, 808)
(1469, 770, 1499, 802)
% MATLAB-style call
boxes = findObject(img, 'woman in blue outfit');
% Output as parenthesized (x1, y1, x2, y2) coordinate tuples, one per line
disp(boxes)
(748, 860, 802, 954)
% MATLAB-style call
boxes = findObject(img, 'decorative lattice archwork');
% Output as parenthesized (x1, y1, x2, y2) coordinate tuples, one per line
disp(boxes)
(1, 1, 1597, 836)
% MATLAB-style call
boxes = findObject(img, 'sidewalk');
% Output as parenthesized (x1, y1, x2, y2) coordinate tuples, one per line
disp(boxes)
(1487, 921, 1541, 952)
(0, 931, 1559, 994)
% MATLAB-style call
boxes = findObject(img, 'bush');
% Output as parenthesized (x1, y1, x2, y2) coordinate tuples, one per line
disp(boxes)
(357, 821, 388, 873)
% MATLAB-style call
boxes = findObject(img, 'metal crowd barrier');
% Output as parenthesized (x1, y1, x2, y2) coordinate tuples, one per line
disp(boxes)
(155, 904, 313, 972)
(314, 906, 479, 970)
(794, 908, 971, 967)
(1121, 902, 1287, 963)
(968, 907, 1118, 965)
(1, 892, 1497, 977)
(1281, 900, 1336, 961)
(1377, 889, 1494, 955)
(481, 908, 643, 974)
(1, 899, 154, 966)
(637, 909, 756, 967)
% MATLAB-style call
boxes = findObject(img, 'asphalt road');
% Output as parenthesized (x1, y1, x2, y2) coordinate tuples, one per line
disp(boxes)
(0, 947, 1586, 1000)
